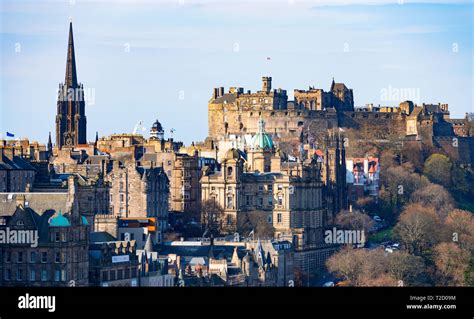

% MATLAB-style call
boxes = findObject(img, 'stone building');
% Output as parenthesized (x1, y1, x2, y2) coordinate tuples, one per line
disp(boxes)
(207, 76, 473, 167)
(0, 147, 36, 193)
(0, 176, 90, 287)
(105, 160, 169, 233)
(88, 234, 139, 287)
(156, 238, 293, 287)
(200, 119, 337, 272)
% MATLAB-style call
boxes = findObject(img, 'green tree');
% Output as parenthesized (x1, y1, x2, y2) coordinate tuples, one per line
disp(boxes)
(423, 154, 452, 186)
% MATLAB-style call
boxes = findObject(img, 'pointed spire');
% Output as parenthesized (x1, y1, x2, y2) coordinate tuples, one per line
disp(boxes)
(144, 234, 154, 252)
(48, 132, 52, 148)
(95, 131, 99, 145)
(65, 22, 78, 88)
(331, 77, 335, 91)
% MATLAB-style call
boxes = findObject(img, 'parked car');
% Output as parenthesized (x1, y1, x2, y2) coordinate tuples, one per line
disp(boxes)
(323, 281, 335, 287)
(373, 215, 382, 222)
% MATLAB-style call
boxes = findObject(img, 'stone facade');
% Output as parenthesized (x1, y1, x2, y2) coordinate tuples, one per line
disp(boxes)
(106, 160, 169, 233)
(0, 176, 90, 287)
(207, 76, 473, 167)
(88, 239, 139, 287)
(0, 147, 36, 193)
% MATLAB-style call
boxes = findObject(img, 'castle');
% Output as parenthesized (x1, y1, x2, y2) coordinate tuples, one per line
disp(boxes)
(207, 76, 473, 167)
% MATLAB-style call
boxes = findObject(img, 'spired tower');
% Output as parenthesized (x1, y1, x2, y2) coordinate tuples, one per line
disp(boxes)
(55, 22, 87, 149)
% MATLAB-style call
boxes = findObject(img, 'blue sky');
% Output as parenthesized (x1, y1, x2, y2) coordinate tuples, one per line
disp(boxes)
(0, 0, 472, 145)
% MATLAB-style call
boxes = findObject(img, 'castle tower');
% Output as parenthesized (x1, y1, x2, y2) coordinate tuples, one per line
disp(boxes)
(55, 22, 87, 149)
(262, 76, 272, 93)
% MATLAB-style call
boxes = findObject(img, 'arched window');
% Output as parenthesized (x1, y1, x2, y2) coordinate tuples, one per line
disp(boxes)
(227, 166, 233, 176)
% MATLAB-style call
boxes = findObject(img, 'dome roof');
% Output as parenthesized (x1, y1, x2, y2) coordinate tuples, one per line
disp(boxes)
(251, 117, 273, 150)
(49, 211, 71, 227)
(151, 119, 163, 132)
(225, 148, 241, 160)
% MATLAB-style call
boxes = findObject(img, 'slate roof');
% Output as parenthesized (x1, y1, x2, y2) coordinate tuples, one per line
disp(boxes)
(90, 231, 117, 243)
(0, 193, 69, 217)
(157, 244, 246, 260)
(0, 154, 36, 171)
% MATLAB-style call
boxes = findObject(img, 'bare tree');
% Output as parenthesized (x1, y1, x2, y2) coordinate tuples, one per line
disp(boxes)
(393, 203, 442, 256)
(326, 247, 388, 286)
(445, 209, 474, 253)
(335, 209, 374, 235)
(386, 251, 425, 286)
(410, 183, 454, 220)
(200, 199, 224, 236)
(237, 212, 274, 239)
(433, 242, 470, 286)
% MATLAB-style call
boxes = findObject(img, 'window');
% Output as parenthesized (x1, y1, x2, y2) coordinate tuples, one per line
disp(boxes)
(5, 269, 11, 281)
(61, 232, 67, 242)
(41, 270, 47, 281)
(278, 195, 283, 206)
(41, 252, 47, 263)
(268, 184, 273, 192)
(110, 270, 116, 281)
(55, 232, 60, 242)
(277, 184, 283, 191)
(227, 166, 233, 176)
(17, 252, 23, 263)
(61, 270, 67, 281)
(227, 196, 233, 209)
(117, 269, 123, 280)
(54, 270, 60, 282)
(120, 194, 124, 203)
(124, 268, 130, 279)
(30, 252, 36, 263)
(102, 271, 109, 282)
(246, 195, 251, 206)
(29, 270, 35, 281)
(268, 197, 273, 206)
(5, 252, 11, 263)
(277, 213, 282, 223)
(17, 269, 23, 281)
(55, 252, 61, 263)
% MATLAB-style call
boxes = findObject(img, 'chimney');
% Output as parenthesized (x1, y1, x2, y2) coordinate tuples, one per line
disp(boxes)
(213, 88, 219, 99)
(16, 194, 26, 208)
(3, 147, 14, 160)
(219, 87, 224, 97)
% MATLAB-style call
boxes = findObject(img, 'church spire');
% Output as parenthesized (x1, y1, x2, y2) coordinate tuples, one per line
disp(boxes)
(47, 132, 53, 156)
(65, 22, 78, 88)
